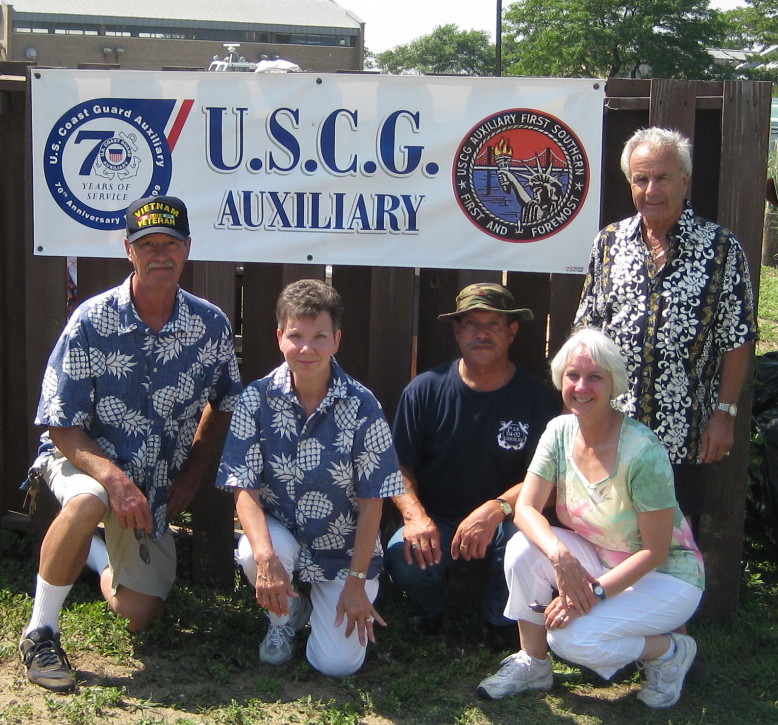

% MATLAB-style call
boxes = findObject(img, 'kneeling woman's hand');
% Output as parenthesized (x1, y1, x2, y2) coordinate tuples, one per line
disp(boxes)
(552, 548, 599, 614)
(335, 578, 387, 646)
(254, 552, 296, 617)
(543, 595, 581, 630)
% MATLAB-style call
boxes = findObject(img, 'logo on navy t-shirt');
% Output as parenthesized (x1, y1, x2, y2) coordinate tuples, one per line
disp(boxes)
(498, 420, 529, 451)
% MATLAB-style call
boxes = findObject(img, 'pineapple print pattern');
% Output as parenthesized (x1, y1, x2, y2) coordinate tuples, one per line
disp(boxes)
(312, 512, 354, 551)
(35, 277, 243, 539)
(218, 360, 403, 581)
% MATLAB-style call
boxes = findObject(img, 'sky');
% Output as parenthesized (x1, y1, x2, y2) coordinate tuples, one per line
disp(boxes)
(341, 0, 747, 54)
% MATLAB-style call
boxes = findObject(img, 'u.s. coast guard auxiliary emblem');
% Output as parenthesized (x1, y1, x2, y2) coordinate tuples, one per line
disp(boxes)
(43, 98, 192, 231)
(453, 110, 589, 242)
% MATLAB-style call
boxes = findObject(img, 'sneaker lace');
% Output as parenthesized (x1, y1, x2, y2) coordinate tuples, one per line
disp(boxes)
(265, 624, 294, 649)
(638, 658, 666, 692)
(495, 652, 531, 680)
(27, 640, 69, 670)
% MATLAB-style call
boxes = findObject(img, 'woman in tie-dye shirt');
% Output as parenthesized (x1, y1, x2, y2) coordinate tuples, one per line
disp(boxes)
(477, 328, 703, 709)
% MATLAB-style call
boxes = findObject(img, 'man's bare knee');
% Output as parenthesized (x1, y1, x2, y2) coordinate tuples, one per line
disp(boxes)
(108, 586, 164, 632)
(125, 603, 164, 633)
(59, 492, 107, 527)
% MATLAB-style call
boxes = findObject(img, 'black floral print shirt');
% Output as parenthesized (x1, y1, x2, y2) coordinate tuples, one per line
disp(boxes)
(575, 202, 757, 464)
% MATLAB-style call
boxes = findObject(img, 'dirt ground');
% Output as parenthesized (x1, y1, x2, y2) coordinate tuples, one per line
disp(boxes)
(0, 645, 399, 723)
(1, 634, 646, 725)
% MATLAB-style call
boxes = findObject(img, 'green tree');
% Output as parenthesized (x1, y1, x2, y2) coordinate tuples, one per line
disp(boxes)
(375, 24, 494, 75)
(502, 0, 725, 78)
(719, 1, 778, 84)
(720, 0, 778, 46)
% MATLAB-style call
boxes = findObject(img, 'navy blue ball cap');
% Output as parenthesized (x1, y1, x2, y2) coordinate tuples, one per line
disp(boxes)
(126, 195, 190, 243)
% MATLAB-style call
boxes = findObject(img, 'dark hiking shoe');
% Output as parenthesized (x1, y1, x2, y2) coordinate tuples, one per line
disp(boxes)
(19, 626, 76, 693)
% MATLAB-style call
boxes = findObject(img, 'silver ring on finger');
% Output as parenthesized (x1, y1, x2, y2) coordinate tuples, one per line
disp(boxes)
(411, 541, 420, 550)
(366, 616, 375, 623)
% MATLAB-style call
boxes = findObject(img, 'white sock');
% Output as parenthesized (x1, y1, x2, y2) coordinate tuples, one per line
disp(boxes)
(267, 610, 291, 626)
(267, 594, 299, 627)
(85, 535, 109, 574)
(25, 575, 73, 636)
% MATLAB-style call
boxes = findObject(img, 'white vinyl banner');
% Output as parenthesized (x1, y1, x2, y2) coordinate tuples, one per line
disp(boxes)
(31, 70, 604, 273)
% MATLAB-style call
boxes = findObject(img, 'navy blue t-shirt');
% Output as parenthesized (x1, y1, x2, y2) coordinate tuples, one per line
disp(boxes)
(392, 360, 560, 521)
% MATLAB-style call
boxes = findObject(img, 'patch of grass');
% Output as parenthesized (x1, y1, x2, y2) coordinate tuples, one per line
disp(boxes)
(44, 685, 128, 724)
(0, 701, 36, 725)
(758, 265, 778, 355)
(2, 527, 778, 724)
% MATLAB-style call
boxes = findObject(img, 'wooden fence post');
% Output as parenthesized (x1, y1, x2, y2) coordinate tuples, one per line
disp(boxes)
(698, 80, 772, 620)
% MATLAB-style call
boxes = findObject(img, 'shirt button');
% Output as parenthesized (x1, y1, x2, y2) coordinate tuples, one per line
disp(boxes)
(153, 367, 158, 372)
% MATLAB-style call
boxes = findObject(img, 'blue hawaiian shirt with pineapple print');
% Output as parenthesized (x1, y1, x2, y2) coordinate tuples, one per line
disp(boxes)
(34, 275, 243, 539)
(217, 360, 403, 582)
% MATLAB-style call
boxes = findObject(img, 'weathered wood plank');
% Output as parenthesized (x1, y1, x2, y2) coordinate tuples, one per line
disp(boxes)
(367, 267, 415, 421)
(698, 80, 772, 620)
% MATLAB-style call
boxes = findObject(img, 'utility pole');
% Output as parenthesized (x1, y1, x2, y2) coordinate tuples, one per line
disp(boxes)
(495, 0, 502, 77)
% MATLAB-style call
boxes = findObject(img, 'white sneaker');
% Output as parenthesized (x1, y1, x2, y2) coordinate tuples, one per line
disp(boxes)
(637, 633, 697, 708)
(259, 623, 295, 665)
(258, 593, 312, 665)
(476, 650, 553, 700)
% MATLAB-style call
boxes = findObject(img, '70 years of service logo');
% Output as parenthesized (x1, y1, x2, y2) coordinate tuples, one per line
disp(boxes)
(44, 98, 192, 231)
(453, 109, 589, 243)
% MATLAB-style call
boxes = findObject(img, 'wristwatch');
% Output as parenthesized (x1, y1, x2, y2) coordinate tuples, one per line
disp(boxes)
(591, 582, 606, 600)
(716, 402, 738, 417)
(495, 498, 513, 517)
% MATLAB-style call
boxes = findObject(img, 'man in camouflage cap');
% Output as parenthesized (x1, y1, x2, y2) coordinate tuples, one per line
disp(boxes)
(19, 196, 242, 692)
(386, 282, 559, 643)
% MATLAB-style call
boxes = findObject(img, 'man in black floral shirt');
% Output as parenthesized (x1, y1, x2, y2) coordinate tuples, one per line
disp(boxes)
(575, 126, 757, 521)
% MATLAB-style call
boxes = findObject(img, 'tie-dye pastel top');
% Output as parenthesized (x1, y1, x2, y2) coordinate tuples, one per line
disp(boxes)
(528, 414, 704, 589)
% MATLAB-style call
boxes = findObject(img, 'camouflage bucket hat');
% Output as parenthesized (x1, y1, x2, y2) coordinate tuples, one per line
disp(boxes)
(438, 282, 533, 321)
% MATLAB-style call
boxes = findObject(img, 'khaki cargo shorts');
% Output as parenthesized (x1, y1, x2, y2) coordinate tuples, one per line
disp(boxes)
(43, 450, 176, 600)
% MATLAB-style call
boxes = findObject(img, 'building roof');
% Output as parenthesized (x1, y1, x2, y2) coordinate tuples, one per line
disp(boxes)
(709, 48, 750, 63)
(3, 0, 364, 32)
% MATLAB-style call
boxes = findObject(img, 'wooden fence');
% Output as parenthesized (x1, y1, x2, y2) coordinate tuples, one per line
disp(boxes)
(0, 66, 771, 620)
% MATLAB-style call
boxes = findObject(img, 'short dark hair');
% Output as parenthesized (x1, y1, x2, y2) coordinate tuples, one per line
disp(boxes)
(276, 279, 344, 331)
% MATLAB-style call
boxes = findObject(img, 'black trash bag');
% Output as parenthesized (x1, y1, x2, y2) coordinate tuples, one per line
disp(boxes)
(748, 352, 778, 547)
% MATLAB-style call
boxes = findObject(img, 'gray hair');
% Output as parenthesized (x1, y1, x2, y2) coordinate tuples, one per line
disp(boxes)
(620, 127, 692, 180)
(550, 328, 629, 398)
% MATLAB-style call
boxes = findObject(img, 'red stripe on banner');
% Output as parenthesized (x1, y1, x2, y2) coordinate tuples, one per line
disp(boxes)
(167, 99, 194, 151)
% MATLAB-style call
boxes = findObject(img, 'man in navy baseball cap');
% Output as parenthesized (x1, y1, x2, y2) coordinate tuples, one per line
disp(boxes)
(19, 192, 242, 693)
(126, 195, 190, 243)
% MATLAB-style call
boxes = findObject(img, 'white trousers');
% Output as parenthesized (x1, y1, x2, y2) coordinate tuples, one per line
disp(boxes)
(504, 528, 703, 679)
(236, 516, 378, 678)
